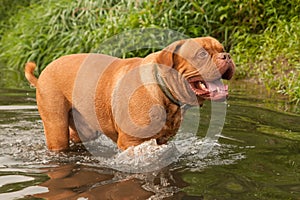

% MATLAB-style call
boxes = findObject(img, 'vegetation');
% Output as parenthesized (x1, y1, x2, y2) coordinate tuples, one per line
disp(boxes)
(233, 18, 300, 103)
(0, 0, 299, 103)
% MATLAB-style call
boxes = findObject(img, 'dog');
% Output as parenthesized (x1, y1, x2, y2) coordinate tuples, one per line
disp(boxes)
(25, 36, 235, 151)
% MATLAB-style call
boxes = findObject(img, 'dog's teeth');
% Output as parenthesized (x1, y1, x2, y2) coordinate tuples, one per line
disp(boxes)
(197, 82, 201, 88)
(198, 82, 206, 89)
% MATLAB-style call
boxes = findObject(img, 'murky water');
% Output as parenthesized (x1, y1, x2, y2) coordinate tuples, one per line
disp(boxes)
(0, 81, 299, 200)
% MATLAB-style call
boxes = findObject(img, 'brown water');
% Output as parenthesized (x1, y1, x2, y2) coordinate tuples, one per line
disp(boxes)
(0, 81, 299, 200)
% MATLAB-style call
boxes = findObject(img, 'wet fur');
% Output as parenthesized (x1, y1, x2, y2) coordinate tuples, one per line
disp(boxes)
(25, 37, 235, 151)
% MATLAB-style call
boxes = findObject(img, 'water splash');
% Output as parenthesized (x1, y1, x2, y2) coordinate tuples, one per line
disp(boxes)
(0, 107, 244, 174)
(80, 131, 243, 173)
(105, 139, 181, 173)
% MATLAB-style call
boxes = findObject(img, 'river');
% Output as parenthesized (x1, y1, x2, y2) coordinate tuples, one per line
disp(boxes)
(0, 80, 299, 200)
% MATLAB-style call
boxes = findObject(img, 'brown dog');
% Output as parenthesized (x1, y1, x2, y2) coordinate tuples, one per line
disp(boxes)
(25, 37, 235, 151)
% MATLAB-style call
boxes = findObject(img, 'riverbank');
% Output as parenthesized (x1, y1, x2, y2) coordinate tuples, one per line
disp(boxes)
(0, 0, 299, 103)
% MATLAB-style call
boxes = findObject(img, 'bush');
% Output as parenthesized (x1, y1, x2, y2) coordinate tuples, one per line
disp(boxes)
(0, 0, 299, 102)
(0, 0, 40, 38)
(233, 18, 300, 103)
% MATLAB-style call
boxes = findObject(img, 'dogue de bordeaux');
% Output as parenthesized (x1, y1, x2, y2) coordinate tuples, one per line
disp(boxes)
(25, 37, 235, 151)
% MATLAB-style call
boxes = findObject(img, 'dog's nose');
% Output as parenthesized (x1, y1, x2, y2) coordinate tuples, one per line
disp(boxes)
(219, 53, 234, 80)
(219, 53, 231, 61)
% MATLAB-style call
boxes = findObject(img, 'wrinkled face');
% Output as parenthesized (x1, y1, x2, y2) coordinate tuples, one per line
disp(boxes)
(174, 37, 235, 102)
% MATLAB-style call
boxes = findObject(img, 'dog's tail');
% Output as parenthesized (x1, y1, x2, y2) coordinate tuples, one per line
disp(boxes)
(24, 62, 38, 87)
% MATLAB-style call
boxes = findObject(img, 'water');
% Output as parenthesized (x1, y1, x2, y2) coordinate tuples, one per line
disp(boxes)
(0, 81, 299, 200)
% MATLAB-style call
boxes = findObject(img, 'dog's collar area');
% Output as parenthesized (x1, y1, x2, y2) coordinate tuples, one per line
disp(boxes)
(153, 64, 187, 108)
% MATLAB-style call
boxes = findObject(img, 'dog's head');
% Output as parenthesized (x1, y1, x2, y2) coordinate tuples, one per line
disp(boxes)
(155, 36, 235, 105)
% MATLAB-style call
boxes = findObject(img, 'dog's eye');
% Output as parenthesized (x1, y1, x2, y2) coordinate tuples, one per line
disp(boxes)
(197, 51, 208, 58)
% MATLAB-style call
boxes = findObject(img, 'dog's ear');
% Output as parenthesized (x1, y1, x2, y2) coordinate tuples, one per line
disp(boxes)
(155, 39, 185, 68)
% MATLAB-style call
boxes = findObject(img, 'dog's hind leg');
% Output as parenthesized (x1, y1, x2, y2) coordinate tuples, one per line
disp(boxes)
(68, 108, 98, 143)
(36, 89, 71, 152)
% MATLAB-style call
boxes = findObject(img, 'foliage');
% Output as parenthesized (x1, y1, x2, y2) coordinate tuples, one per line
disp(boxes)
(0, 0, 39, 38)
(233, 18, 300, 103)
(0, 0, 299, 102)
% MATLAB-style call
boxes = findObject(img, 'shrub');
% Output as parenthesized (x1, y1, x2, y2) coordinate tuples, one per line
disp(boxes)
(233, 18, 300, 103)
(0, 0, 299, 102)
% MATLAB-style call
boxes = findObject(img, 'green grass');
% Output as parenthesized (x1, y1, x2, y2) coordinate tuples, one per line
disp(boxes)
(233, 18, 300, 103)
(0, 0, 299, 103)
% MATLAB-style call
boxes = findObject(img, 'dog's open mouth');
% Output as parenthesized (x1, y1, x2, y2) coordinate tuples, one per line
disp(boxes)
(188, 77, 228, 101)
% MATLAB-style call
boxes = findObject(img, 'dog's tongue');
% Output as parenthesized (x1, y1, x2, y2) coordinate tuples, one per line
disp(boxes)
(206, 80, 228, 101)
(206, 80, 227, 92)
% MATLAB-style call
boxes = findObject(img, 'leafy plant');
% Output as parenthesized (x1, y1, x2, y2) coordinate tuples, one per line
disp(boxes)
(233, 18, 300, 103)
(0, 0, 299, 103)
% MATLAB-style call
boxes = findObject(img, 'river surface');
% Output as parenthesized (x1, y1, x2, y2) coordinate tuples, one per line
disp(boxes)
(0, 81, 299, 200)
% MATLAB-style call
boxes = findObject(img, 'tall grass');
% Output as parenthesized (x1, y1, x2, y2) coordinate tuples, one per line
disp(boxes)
(0, 0, 40, 39)
(233, 17, 300, 103)
(0, 0, 299, 103)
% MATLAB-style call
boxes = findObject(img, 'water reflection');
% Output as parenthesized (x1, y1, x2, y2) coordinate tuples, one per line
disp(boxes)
(33, 164, 186, 200)
(0, 162, 190, 200)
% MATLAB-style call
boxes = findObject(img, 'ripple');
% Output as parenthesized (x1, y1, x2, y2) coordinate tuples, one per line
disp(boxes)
(0, 105, 37, 110)
(0, 175, 34, 187)
(0, 186, 48, 200)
